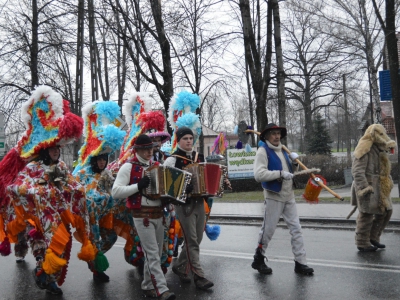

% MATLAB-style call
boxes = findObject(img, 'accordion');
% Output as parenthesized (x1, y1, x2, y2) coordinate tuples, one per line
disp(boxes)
(183, 163, 227, 198)
(143, 165, 192, 204)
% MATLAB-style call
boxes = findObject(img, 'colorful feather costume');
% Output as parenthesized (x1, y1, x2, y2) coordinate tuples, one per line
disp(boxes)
(73, 101, 126, 274)
(1, 86, 94, 287)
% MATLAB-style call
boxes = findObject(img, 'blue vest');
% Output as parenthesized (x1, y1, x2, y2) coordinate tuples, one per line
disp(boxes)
(259, 141, 292, 193)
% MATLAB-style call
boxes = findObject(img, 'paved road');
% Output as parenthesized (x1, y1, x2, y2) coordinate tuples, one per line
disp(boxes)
(1, 225, 400, 300)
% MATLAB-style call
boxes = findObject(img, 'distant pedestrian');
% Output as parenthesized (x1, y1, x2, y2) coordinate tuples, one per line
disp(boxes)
(251, 123, 314, 275)
(351, 124, 396, 252)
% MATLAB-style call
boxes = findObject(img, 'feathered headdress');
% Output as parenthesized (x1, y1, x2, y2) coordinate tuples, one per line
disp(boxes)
(168, 91, 202, 153)
(211, 132, 228, 155)
(146, 111, 171, 144)
(72, 101, 126, 175)
(0, 85, 83, 242)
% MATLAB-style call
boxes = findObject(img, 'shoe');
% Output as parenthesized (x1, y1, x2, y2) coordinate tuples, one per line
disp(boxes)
(358, 245, 378, 252)
(172, 266, 191, 283)
(159, 291, 176, 300)
(194, 274, 214, 290)
(143, 289, 158, 298)
(46, 282, 63, 295)
(93, 271, 110, 282)
(294, 261, 314, 275)
(251, 248, 272, 274)
(370, 240, 385, 248)
(15, 257, 25, 263)
(32, 268, 47, 290)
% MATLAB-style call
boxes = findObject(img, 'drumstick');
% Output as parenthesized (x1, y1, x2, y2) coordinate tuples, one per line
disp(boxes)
(244, 129, 344, 201)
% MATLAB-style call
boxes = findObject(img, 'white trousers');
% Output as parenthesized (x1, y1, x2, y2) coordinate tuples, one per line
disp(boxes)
(133, 217, 168, 295)
(258, 198, 307, 265)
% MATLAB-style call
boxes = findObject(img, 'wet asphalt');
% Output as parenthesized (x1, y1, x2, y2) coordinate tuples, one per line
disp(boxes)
(1, 224, 400, 300)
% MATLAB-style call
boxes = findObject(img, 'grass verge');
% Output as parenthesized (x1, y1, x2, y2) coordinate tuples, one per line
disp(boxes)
(217, 190, 400, 203)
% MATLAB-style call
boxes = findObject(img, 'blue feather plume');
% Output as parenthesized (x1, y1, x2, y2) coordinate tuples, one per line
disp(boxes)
(245, 143, 252, 153)
(205, 224, 221, 241)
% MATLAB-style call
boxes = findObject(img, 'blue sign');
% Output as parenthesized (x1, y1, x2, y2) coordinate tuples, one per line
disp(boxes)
(379, 70, 392, 101)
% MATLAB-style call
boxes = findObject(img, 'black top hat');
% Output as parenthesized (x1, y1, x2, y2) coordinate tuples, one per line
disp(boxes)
(133, 134, 156, 149)
(260, 123, 287, 142)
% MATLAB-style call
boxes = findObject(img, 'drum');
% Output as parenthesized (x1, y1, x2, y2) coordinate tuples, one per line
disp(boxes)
(302, 175, 326, 204)
(144, 165, 192, 204)
(183, 163, 227, 198)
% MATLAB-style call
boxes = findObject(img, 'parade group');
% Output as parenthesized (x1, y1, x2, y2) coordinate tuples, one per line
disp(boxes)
(0, 85, 396, 299)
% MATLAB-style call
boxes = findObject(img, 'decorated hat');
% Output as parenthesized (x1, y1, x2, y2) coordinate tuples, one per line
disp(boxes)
(147, 130, 171, 144)
(168, 91, 202, 152)
(133, 134, 156, 149)
(260, 123, 287, 141)
(72, 100, 126, 175)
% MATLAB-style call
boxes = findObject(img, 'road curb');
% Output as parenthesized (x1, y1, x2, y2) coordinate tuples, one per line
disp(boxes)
(209, 214, 400, 226)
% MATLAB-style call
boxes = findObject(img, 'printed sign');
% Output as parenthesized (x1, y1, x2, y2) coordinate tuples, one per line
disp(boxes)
(227, 148, 257, 178)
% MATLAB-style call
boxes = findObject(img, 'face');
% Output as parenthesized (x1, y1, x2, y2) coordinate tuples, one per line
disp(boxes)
(96, 157, 107, 170)
(178, 134, 193, 151)
(48, 146, 60, 162)
(136, 147, 154, 161)
(151, 136, 162, 153)
(266, 129, 281, 146)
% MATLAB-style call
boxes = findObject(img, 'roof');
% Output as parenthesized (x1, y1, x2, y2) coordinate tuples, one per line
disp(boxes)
(202, 125, 218, 137)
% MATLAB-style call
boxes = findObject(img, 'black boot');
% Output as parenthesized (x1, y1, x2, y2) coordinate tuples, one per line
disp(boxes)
(370, 240, 385, 249)
(358, 245, 378, 252)
(294, 261, 314, 275)
(251, 248, 272, 274)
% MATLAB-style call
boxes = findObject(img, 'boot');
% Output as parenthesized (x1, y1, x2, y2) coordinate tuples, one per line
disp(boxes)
(294, 261, 314, 275)
(357, 245, 378, 252)
(370, 240, 385, 249)
(93, 271, 110, 282)
(32, 268, 47, 290)
(194, 273, 214, 290)
(172, 266, 191, 283)
(159, 291, 176, 300)
(251, 248, 272, 274)
(46, 282, 63, 295)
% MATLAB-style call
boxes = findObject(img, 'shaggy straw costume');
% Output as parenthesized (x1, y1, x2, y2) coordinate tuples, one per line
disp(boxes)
(351, 124, 396, 250)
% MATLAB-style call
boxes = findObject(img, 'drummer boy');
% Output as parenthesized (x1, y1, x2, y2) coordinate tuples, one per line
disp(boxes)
(250, 123, 314, 275)
(112, 134, 176, 300)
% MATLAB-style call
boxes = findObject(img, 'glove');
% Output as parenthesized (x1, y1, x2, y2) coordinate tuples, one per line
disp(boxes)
(185, 183, 193, 194)
(280, 171, 294, 180)
(138, 176, 150, 190)
(289, 152, 299, 160)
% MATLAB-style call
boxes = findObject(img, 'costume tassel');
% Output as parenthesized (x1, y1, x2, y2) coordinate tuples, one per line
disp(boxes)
(245, 143, 252, 152)
(236, 141, 243, 149)
(77, 241, 96, 262)
(0, 237, 11, 256)
(42, 249, 67, 274)
(94, 251, 109, 272)
(205, 224, 221, 241)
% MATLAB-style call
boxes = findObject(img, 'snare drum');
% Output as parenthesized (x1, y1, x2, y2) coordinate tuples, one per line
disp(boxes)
(144, 165, 192, 204)
(184, 163, 227, 197)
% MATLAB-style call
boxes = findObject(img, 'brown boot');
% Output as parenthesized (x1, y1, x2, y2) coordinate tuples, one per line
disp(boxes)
(194, 273, 214, 290)
(172, 266, 191, 283)
(159, 291, 176, 300)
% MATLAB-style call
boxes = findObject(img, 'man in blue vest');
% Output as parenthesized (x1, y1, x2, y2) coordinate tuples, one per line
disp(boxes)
(251, 123, 314, 275)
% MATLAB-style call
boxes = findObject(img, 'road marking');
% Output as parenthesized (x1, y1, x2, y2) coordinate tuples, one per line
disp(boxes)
(75, 241, 400, 273)
(200, 249, 400, 273)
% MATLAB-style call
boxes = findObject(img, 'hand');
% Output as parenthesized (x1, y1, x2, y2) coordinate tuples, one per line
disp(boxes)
(280, 171, 294, 180)
(289, 152, 299, 161)
(138, 176, 150, 190)
(224, 178, 232, 190)
(185, 183, 193, 194)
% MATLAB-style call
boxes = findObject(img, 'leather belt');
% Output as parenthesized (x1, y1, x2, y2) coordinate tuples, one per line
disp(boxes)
(132, 205, 163, 219)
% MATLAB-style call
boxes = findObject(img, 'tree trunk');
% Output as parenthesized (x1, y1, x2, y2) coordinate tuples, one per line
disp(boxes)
(384, 0, 400, 196)
(31, 0, 39, 89)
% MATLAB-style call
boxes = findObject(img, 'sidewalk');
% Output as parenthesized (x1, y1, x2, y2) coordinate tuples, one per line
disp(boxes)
(211, 184, 400, 224)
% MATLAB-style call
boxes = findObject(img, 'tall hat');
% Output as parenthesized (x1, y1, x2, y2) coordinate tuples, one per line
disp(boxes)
(167, 91, 202, 153)
(118, 93, 169, 164)
(72, 100, 126, 175)
(0, 85, 83, 241)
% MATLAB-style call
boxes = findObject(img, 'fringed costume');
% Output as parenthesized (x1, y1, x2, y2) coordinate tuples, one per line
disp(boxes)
(0, 86, 94, 295)
(73, 100, 126, 281)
